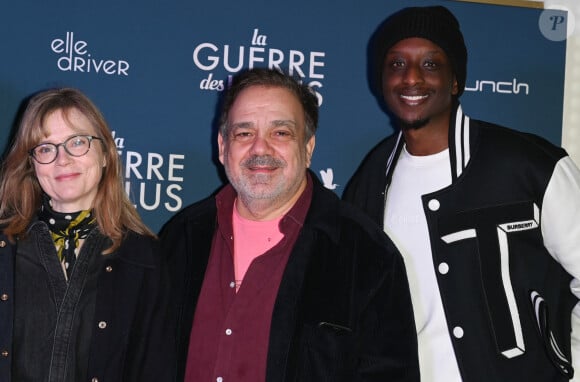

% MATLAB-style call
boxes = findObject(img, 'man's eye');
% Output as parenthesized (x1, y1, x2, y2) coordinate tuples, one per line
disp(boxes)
(387, 59, 405, 69)
(423, 61, 438, 70)
(272, 130, 293, 140)
(232, 131, 253, 140)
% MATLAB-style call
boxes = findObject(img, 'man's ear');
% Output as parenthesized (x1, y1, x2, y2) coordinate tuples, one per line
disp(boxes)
(451, 76, 459, 96)
(217, 132, 225, 165)
(305, 135, 316, 168)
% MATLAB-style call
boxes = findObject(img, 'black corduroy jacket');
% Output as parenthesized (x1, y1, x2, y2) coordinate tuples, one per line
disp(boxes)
(161, 173, 420, 382)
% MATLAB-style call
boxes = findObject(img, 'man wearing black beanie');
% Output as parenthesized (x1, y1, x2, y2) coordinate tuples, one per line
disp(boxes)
(344, 5, 580, 382)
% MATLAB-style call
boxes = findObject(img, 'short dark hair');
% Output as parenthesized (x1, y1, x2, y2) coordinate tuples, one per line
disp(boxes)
(219, 68, 319, 142)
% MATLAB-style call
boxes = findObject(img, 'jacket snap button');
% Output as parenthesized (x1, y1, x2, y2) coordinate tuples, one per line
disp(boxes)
(0, 294, 8, 301)
(1, 350, 8, 357)
(105, 266, 113, 272)
(98, 321, 107, 329)
(0, 241, 6, 248)
(428, 199, 440, 211)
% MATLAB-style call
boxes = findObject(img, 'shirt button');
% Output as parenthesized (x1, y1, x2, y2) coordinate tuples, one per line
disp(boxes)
(225, 328, 232, 336)
(105, 266, 113, 272)
(438, 262, 449, 275)
(428, 199, 440, 211)
(0, 240, 6, 248)
(98, 321, 107, 329)
(453, 326, 464, 338)
(1, 350, 8, 357)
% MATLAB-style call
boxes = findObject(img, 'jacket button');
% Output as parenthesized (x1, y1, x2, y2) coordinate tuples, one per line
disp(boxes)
(438, 262, 449, 275)
(98, 321, 107, 329)
(428, 199, 440, 211)
(91, 378, 99, 382)
(453, 326, 464, 338)
(1, 350, 8, 357)
(105, 265, 113, 272)
(0, 294, 8, 301)
(0, 240, 6, 248)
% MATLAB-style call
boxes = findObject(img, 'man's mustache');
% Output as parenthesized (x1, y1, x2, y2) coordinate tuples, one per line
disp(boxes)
(242, 155, 285, 168)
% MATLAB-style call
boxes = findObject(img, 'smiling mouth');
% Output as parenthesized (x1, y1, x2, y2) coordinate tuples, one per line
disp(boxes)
(400, 94, 428, 102)
(56, 173, 80, 181)
(248, 166, 277, 172)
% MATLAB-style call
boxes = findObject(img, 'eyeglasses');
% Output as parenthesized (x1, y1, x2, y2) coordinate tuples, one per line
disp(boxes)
(29, 135, 102, 164)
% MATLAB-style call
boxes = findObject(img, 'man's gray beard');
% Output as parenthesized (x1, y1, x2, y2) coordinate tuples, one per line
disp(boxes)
(225, 154, 287, 200)
(399, 117, 429, 130)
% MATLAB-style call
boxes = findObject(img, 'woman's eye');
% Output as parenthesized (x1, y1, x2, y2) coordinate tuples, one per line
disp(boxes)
(70, 138, 86, 147)
(37, 146, 53, 154)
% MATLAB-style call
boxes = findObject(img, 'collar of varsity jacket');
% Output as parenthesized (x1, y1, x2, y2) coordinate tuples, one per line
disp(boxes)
(385, 101, 475, 186)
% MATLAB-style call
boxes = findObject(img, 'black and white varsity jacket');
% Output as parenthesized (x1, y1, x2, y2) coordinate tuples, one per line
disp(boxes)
(343, 102, 580, 381)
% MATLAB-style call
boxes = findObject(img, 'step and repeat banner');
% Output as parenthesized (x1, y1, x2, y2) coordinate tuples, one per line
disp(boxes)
(0, 0, 568, 232)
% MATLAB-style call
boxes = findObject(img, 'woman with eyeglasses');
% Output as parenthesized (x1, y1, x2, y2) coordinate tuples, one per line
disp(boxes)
(0, 88, 173, 382)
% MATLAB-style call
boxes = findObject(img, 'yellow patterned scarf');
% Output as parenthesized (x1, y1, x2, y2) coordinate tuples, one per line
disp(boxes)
(38, 198, 96, 279)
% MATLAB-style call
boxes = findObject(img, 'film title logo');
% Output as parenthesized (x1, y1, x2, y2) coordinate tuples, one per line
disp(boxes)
(51, 32, 130, 76)
(113, 131, 184, 212)
(193, 28, 326, 104)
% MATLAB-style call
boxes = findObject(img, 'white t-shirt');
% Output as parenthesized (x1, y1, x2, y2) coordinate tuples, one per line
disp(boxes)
(383, 145, 462, 382)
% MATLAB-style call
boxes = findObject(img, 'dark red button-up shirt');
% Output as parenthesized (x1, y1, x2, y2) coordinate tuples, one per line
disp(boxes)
(185, 175, 312, 382)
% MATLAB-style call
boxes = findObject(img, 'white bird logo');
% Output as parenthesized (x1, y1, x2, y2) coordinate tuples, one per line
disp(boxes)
(320, 168, 339, 190)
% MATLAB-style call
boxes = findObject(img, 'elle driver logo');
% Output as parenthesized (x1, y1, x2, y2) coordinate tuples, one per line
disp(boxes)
(51, 32, 130, 76)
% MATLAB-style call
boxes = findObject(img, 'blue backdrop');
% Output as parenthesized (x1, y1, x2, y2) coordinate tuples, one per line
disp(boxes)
(0, 0, 568, 232)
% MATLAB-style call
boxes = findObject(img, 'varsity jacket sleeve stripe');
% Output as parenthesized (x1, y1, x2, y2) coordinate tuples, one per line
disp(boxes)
(540, 155, 580, 381)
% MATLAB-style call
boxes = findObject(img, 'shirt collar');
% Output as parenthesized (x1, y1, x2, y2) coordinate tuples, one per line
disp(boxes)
(215, 172, 313, 234)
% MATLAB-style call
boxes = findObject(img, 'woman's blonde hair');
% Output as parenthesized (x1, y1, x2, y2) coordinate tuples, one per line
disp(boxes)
(0, 88, 154, 253)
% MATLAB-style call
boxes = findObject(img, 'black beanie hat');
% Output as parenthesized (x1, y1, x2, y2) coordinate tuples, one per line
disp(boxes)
(372, 6, 468, 96)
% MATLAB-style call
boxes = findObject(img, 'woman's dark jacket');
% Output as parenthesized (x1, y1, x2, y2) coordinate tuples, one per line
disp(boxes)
(0, 228, 173, 382)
